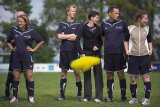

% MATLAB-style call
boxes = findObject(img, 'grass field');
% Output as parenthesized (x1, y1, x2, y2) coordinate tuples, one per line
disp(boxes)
(0, 72, 160, 107)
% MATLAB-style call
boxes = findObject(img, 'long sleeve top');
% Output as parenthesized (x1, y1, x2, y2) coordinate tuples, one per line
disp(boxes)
(76, 23, 103, 55)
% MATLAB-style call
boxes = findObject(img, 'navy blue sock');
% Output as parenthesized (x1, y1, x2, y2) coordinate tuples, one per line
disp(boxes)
(130, 84, 137, 98)
(28, 81, 34, 97)
(107, 79, 114, 99)
(120, 79, 126, 98)
(76, 82, 82, 96)
(60, 79, 67, 98)
(144, 81, 151, 99)
(5, 72, 13, 97)
(12, 81, 19, 98)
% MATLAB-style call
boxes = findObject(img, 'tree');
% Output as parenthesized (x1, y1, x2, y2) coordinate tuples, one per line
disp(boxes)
(0, 0, 32, 19)
(41, 0, 104, 27)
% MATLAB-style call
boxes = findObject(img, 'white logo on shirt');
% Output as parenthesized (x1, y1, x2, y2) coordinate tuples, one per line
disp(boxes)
(105, 27, 108, 30)
(24, 35, 31, 38)
(116, 26, 122, 29)
(72, 27, 76, 29)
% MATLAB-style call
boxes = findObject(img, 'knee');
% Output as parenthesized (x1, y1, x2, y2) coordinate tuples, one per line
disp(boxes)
(130, 79, 136, 84)
(74, 72, 80, 78)
(107, 73, 114, 80)
(26, 72, 33, 81)
(14, 75, 20, 81)
(142, 75, 150, 82)
(13, 71, 20, 81)
(130, 76, 137, 84)
(61, 69, 67, 79)
(118, 71, 125, 80)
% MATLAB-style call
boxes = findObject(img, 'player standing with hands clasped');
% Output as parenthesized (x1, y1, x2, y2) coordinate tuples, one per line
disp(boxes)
(76, 11, 103, 102)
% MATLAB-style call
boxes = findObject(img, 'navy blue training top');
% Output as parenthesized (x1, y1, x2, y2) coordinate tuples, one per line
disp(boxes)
(101, 20, 129, 53)
(6, 26, 44, 61)
(57, 20, 82, 51)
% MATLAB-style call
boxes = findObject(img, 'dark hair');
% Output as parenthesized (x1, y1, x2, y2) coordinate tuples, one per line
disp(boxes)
(135, 11, 148, 22)
(108, 6, 119, 14)
(88, 11, 99, 20)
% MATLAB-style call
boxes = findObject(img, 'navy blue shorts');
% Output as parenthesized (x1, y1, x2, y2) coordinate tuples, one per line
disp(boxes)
(12, 60, 34, 72)
(104, 53, 126, 71)
(128, 55, 152, 76)
(59, 51, 78, 70)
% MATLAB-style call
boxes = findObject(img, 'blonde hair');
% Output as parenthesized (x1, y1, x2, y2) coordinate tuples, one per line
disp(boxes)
(66, 4, 77, 13)
(18, 15, 29, 27)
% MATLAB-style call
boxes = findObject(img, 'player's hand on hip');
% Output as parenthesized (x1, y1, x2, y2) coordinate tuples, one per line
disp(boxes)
(11, 47, 16, 51)
(27, 46, 35, 52)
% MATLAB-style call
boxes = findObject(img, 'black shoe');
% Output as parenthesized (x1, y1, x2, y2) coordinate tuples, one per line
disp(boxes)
(104, 97, 113, 102)
(121, 97, 127, 102)
(1, 96, 10, 100)
(57, 96, 65, 101)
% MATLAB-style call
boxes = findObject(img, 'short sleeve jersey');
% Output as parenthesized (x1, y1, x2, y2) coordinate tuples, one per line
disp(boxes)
(6, 26, 44, 61)
(101, 20, 129, 53)
(57, 20, 82, 51)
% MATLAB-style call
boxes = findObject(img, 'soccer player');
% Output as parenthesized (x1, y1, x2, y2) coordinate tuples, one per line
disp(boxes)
(7, 15, 44, 103)
(101, 6, 129, 102)
(57, 4, 82, 100)
(1, 11, 30, 100)
(76, 11, 103, 102)
(124, 11, 152, 105)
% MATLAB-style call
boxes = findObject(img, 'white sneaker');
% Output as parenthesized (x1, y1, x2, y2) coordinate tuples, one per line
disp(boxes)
(94, 99, 101, 102)
(104, 97, 113, 102)
(57, 96, 65, 101)
(129, 98, 138, 104)
(142, 98, 150, 105)
(29, 96, 35, 103)
(10, 96, 18, 103)
(81, 98, 89, 102)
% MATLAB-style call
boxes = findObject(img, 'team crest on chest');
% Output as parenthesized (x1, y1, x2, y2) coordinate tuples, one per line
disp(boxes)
(72, 27, 76, 30)
(115, 26, 122, 29)
(105, 27, 108, 30)
(14, 35, 18, 37)
(24, 35, 31, 38)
